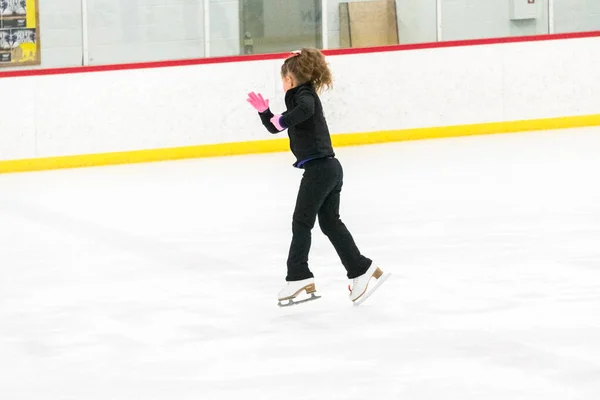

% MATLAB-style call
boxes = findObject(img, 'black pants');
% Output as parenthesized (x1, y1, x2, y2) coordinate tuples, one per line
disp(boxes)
(286, 157, 372, 281)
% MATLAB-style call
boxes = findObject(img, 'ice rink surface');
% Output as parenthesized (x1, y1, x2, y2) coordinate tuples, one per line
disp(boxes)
(1, 127, 600, 399)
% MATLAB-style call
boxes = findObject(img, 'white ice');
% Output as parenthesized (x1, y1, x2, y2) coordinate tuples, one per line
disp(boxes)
(1, 127, 600, 400)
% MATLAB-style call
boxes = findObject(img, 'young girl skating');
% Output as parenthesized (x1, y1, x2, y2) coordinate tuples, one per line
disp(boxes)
(246, 48, 388, 306)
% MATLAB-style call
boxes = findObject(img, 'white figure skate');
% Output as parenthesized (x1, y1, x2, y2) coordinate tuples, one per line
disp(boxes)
(277, 277, 321, 307)
(348, 264, 390, 305)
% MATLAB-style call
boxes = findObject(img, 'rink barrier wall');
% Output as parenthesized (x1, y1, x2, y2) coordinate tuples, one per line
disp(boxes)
(2, 31, 600, 79)
(2, 113, 599, 174)
(1, 31, 600, 174)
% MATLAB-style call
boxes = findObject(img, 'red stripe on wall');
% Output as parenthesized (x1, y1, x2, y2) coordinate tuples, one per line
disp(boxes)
(1, 30, 599, 79)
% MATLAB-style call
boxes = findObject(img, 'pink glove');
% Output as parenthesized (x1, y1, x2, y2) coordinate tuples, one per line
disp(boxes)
(246, 91, 269, 112)
(271, 114, 284, 131)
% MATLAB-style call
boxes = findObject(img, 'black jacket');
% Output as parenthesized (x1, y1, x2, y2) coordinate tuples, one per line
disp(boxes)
(258, 83, 335, 168)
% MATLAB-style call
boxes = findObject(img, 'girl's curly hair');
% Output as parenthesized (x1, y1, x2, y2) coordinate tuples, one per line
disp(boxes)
(281, 48, 333, 94)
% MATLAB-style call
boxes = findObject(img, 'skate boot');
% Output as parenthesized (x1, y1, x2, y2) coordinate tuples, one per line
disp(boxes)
(278, 277, 321, 307)
(348, 264, 390, 305)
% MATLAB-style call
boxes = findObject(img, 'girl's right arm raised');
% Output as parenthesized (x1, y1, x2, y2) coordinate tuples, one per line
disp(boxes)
(258, 108, 281, 134)
(247, 92, 280, 134)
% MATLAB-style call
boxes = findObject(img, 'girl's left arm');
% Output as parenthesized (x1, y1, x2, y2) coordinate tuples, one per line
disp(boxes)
(279, 92, 315, 128)
(258, 109, 281, 134)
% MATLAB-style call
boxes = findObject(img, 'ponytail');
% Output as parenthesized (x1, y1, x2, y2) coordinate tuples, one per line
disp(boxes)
(281, 48, 333, 93)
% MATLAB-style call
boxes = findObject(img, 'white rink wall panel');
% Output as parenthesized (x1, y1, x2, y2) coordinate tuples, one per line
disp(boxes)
(1, 36, 600, 161)
(32, 60, 280, 158)
(0, 79, 37, 160)
(501, 37, 600, 121)
(322, 45, 505, 135)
